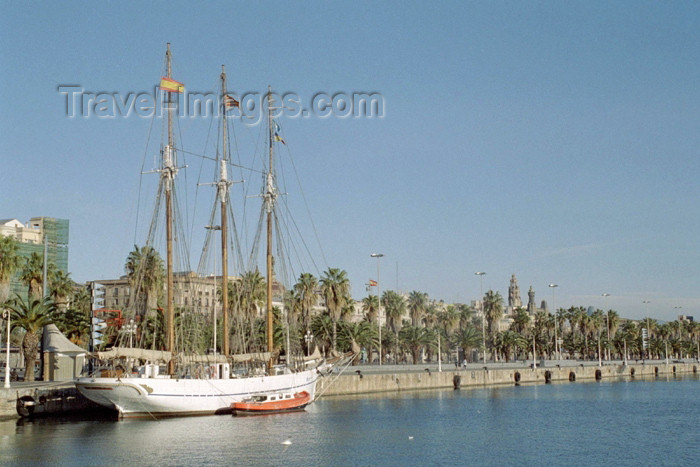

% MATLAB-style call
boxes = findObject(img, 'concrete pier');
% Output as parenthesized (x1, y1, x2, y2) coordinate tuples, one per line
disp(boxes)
(1, 360, 696, 419)
(318, 360, 699, 397)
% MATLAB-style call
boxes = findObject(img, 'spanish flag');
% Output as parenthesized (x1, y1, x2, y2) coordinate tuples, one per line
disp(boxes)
(369, 279, 377, 287)
(160, 77, 184, 93)
(224, 94, 240, 108)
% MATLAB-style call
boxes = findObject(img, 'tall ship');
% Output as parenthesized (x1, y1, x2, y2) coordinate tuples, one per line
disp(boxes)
(75, 44, 341, 418)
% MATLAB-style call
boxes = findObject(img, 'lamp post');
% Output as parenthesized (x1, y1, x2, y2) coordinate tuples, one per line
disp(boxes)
(602, 293, 610, 361)
(475, 272, 486, 364)
(304, 330, 314, 357)
(548, 284, 558, 361)
(643, 300, 651, 359)
(3, 310, 10, 388)
(371, 253, 384, 365)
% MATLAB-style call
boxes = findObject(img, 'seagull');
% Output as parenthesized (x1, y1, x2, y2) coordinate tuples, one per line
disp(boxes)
(408, 436, 414, 440)
(282, 439, 292, 446)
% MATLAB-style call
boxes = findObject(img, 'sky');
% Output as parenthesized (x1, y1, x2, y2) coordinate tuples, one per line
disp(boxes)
(1, 1, 699, 322)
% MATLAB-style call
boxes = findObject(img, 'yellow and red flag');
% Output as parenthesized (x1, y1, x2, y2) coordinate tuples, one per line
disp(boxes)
(224, 94, 240, 108)
(159, 77, 184, 93)
(369, 279, 378, 287)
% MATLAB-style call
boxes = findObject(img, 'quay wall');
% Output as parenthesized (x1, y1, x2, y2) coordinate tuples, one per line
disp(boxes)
(318, 362, 699, 397)
(1, 362, 696, 419)
(0, 383, 96, 420)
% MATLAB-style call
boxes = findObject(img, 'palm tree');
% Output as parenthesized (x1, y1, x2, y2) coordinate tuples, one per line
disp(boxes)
(361, 294, 379, 324)
(494, 330, 528, 362)
(454, 325, 481, 363)
(19, 252, 47, 300)
(53, 306, 90, 347)
(456, 303, 475, 329)
(439, 305, 460, 340)
(237, 270, 266, 351)
(7, 296, 55, 381)
(339, 320, 374, 365)
(510, 307, 530, 334)
(407, 290, 428, 327)
(0, 235, 21, 304)
(483, 290, 504, 337)
(125, 245, 164, 317)
(49, 269, 74, 312)
(382, 290, 405, 336)
(320, 268, 350, 352)
(294, 272, 318, 333)
(399, 325, 431, 364)
(382, 290, 406, 360)
(310, 312, 333, 356)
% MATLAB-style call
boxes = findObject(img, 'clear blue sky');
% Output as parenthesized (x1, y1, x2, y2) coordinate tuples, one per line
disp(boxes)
(2, 1, 699, 322)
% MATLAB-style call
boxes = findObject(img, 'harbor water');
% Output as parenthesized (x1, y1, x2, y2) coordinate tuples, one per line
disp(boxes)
(1, 374, 697, 466)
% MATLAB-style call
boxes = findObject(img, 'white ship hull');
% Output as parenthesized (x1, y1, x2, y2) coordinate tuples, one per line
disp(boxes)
(75, 369, 319, 418)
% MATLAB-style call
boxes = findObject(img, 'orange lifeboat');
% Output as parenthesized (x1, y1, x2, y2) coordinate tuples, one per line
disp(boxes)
(231, 391, 312, 416)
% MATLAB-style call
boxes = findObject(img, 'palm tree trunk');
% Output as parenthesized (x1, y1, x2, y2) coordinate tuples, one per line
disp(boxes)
(22, 331, 39, 382)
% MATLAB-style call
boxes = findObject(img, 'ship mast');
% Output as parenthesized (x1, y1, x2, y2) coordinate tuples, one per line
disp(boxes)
(265, 87, 277, 368)
(164, 43, 176, 375)
(219, 65, 230, 357)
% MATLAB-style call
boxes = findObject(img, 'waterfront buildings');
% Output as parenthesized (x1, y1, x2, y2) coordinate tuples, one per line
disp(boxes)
(0, 217, 69, 302)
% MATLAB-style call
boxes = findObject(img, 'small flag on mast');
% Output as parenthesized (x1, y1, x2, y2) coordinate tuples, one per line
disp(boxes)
(159, 77, 184, 93)
(369, 279, 378, 287)
(224, 94, 240, 108)
(274, 133, 286, 145)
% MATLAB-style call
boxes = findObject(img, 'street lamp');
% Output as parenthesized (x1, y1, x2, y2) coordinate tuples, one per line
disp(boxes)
(549, 284, 558, 361)
(371, 253, 384, 365)
(3, 310, 10, 388)
(304, 330, 314, 357)
(475, 272, 486, 364)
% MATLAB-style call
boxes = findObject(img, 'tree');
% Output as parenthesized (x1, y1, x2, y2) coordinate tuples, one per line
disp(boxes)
(457, 304, 476, 329)
(310, 312, 334, 356)
(0, 235, 21, 304)
(53, 306, 90, 348)
(361, 294, 379, 325)
(125, 245, 164, 317)
(454, 325, 481, 363)
(49, 269, 74, 312)
(399, 325, 431, 364)
(382, 290, 406, 360)
(294, 272, 318, 333)
(19, 252, 50, 300)
(235, 270, 266, 352)
(510, 307, 530, 334)
(7, 296, 55, 381)
(320, 268, 350, 352)
(339, 320, 374, 365)
(407, 290, 428, 327)
(483, 290, 504, 337)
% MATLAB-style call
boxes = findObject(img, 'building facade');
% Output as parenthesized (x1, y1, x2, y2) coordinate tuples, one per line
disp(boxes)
(0, 217, 69, 301)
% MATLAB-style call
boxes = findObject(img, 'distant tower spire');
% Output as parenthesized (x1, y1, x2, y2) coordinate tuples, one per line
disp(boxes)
(508, 274, 522, 308)
(527, 286, 536, 314)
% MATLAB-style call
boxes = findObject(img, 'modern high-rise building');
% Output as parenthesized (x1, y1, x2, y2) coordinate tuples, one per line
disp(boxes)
(0, 217, 69, 301)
